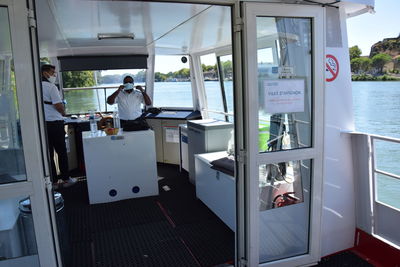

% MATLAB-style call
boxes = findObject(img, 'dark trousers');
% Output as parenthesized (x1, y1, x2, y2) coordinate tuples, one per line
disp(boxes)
(46, 121, 69, 182)
(120, 116, 149, 130)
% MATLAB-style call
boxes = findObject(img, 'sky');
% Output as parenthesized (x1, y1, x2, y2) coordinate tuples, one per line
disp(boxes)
(347, 0, 399, 56)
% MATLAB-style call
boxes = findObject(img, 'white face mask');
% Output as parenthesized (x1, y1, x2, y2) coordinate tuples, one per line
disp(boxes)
(47, 75, 57, 84)
(123, 83, 134, 91)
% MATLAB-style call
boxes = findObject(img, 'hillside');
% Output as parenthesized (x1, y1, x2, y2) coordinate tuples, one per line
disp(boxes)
(370, 35, 400, 58)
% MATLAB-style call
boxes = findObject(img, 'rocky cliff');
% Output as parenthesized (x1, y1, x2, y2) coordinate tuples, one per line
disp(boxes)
(369, 35, 400, 58)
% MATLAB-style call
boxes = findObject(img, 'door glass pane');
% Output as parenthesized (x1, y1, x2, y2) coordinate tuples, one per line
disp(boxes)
(257, 17, 312, 153)
(0, 196, 39, 263)
(0, 7, 27, 183)
(258, 159, 312, 263)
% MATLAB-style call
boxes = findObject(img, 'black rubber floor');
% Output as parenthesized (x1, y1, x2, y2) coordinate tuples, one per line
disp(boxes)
(58, 164, 234, 267)
(315, 250, 374, 267)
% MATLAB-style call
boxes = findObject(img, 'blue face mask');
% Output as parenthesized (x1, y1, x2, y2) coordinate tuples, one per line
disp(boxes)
(123, 83, 134, 91)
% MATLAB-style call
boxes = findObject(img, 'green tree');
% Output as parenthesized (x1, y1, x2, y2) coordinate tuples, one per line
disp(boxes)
(222, 60, 232, 76)
(155, 72, 167, 82)
(351, 57, 372, 73)
(134, 70, 146, 82)
(349, 46, 362, 60)
(62, 71, 96, 88)
(350, 58, 361, 73)
(371, 53, 392, 74)
(359, 57, 372, 73)
(174, 68, 190, 78)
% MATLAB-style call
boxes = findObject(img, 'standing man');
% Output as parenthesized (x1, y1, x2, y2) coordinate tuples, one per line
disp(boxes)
(107, 75, 152, 128)
(42, 64, 77, 188)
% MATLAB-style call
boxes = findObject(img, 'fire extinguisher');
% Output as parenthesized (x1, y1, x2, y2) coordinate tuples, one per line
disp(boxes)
(272, 192, 299, 208)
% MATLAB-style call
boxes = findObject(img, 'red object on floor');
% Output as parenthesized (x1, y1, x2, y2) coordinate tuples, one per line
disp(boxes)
(351, 228, 400, 267)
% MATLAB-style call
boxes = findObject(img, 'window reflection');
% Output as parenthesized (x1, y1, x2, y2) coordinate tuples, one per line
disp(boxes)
(257, 17, 312, 153)
(258, 159, 312, 262)
(0, 7, 26, 183)
(259, 160, 305, 211)
(0, 196, 39, 261)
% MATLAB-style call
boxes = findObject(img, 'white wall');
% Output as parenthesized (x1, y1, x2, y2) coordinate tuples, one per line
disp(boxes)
(321, 6, 356, 256)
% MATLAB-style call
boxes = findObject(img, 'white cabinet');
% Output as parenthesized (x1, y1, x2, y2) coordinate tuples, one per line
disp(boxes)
(82, 130, 158, 204)
(188, 119, 233, 184)
(146, 119, 188, 165)
(195, 152, 235, 231)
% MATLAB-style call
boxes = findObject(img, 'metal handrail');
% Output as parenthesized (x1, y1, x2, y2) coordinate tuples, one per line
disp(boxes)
(63, 86, 118, 91)
(370, 134, 400, 180)
(63, 85, 146, 91)
(375, 169, 400, 181)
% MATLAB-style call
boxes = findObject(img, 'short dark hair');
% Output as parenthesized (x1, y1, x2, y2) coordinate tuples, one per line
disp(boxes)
(41, 64, 55, 73)
(123, 75, 134, 83)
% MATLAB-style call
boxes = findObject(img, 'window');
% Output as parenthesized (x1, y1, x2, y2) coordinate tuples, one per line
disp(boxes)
(62, 69, 145, 114)
(153, 55, 193, 108)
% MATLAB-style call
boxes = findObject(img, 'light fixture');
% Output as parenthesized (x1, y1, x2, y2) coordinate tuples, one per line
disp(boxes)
(97, 33, 135, 40)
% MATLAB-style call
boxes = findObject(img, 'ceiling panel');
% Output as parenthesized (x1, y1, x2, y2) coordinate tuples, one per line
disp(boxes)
(36, 0, 231, 57)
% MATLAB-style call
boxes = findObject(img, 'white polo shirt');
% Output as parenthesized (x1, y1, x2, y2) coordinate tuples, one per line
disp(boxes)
(42, 81, 64, 121)
(115, 90, 144, 120)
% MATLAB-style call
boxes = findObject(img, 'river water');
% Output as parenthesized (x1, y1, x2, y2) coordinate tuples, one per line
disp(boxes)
(64, 81, 400, 208)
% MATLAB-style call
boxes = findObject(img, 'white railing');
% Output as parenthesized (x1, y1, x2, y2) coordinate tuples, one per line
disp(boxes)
(350, 132, 400, 249)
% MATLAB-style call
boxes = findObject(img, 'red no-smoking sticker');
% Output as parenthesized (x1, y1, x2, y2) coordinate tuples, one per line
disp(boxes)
(326, 54, 339, 82)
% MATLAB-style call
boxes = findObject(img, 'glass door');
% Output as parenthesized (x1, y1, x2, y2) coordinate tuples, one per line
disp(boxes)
(242, 3, 324, 266)
(0, 0, 57, 266)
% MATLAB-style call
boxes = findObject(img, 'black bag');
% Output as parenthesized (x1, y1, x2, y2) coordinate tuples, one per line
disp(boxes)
(122, 118, 150, 131)
(147, 107, 162, 115)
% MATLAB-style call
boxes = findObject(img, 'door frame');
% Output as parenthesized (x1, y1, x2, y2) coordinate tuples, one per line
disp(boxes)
(242, 3, 325, 266)
(0, 0, 58, 266)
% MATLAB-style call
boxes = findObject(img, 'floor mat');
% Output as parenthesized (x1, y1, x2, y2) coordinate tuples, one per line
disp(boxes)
(60, 164, 235, 267)
(92, 222, 199, 267)
(175, 220, 235, 267)
(315, 250, 374, 267)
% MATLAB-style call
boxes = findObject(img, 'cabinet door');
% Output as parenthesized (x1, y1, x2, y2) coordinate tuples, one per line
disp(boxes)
(146, 119, 163, 162)
(161, 119, 181, 164)
(195, 156, 235, 230)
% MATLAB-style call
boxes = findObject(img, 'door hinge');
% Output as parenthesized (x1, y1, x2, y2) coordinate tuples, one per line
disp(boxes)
(237, 149, 247, 163)
(239, 258, 248, 267)
(44, 176, 52, 189)
(28, 9, 37, 28)
(234, 17, 243, 32)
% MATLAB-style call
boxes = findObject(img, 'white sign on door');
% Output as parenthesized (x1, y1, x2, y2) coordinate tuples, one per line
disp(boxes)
(264, 79, 305, 114)
(165, 127, 180, 143)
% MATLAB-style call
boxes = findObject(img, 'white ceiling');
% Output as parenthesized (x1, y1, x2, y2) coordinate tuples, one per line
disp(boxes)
(36, 0, 232, 57)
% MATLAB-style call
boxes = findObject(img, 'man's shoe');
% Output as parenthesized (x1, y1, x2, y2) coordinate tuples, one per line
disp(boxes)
(63, 177, 78, 188)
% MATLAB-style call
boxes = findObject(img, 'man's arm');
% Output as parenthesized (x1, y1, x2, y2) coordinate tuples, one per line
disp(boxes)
(136, 86, 152, 105)
(54, 103, 66, 117)
(107, 85, 124, 104)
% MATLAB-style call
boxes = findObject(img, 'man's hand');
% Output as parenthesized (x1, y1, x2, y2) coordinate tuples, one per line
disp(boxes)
(118, 85, 124, 91)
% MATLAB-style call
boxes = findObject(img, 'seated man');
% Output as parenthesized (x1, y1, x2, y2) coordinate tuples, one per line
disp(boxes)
(107, 75, 152, 129)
